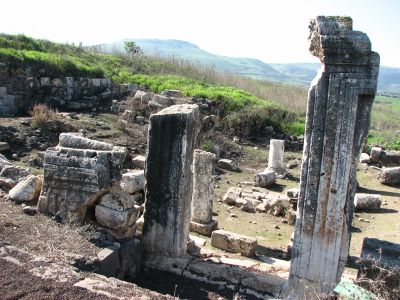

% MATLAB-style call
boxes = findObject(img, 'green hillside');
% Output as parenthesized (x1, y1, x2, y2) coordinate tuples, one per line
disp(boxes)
(100, 39, 400, 95)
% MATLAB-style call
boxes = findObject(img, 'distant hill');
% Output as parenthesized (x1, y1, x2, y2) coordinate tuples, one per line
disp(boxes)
(97, 39, 400, 95)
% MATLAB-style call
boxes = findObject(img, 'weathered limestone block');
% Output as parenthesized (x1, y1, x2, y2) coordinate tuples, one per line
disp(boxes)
(222, 187, 242, 205)
(217, 159, 241, 172)
(120, 170, 145, 194)
(267, 139, 286, 176)
(211, 230, 257, 257)
(289, 16, 380, 298)
(143, 104, 200, 257)
(132, 155, 146, 169)
(37, 133, 128, 221)
(0, 165, 31, 189)
(253, 170, 276, 188)
(95, 193, 140, 239)
(370, 146, 383, 162)
(378, 166, 400, 185)
(359, 153, 371, 164)
(191, 150, 215, 224)
(381, 150, 400, 164)
(354, 193, 381, 211)
(8, 175, 42, 202)
(190, 150, 218, 236)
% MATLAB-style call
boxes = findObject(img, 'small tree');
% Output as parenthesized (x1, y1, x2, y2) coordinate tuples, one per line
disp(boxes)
(124, 41, 142, 58)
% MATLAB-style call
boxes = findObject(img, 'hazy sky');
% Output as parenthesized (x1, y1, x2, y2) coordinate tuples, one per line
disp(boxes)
(1, 0, 399, 67)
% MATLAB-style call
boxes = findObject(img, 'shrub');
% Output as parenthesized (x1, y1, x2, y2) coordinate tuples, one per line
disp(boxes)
(30, 103, 57, 128)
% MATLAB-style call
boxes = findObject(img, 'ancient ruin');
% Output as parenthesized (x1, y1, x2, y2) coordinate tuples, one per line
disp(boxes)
(142, 104, 200, 257)
(267, 139, 286, 176)
(289, 16, 379, 297)
(190, 149, 218, 236)
(37, 133, 128, 220)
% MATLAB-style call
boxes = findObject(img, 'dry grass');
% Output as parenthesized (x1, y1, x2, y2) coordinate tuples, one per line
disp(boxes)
(29, 103, 58, 128)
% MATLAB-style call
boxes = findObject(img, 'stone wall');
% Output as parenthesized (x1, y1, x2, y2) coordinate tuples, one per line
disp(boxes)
(0, 61, 115, 116)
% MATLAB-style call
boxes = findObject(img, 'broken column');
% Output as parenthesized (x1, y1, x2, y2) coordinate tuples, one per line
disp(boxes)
(190, 149, 218, 236)
(142, 104, 200, 257)
(267, 139, 286, 176)
(289, 16, 379, 298)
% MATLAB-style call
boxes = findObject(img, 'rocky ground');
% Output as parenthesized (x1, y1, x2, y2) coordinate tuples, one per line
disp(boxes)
(1, 101, 399, 298)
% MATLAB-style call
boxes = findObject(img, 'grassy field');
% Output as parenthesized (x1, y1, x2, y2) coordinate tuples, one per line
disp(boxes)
(369, 95, 400, 150)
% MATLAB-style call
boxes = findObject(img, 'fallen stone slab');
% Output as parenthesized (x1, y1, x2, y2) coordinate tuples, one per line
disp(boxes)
(8, 175, 42, 202)
(354, 193, 381, 211)
(120, 170, 145, 194)
(97, 246, 121, 278)
(145, 254, 289, 298)
(381, 150, 400, 164)
(217, 159, 241, 172)
(253, 170, 276, 188)
(211, 230, 257, 257)
(378, 166, 400, 185)
(370, 146, 383, 162)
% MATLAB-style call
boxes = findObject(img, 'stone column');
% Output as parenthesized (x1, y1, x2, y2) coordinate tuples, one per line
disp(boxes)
(289, 16, 379, 298)
(267, 139, 286, 176)
(190, 149, 218, 236)
(142, 104, 200, 257)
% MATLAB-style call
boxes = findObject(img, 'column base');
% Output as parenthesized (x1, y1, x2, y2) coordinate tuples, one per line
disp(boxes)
(190, 218, 218, 236)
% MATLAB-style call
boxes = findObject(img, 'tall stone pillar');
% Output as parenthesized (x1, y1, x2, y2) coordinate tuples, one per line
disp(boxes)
(142, 104, 200, 257)
(289, 16, 379, 298)
(190, 149, 218, 236)
(267, 139, 286, 176)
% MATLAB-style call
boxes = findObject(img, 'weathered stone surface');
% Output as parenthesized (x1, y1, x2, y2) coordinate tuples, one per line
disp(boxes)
(222, 187, 242, 205)
(253, 170, 276, 188)
(96, 246, 121, 278)
(8, 175, 42, 202)
(370, 146, 383, 162)
(217, 159, 241, 172)
(0, 165, 31, 189)
(0, 141, 10, 152)
(286, 210, 297, 225)
(359, 153, 371, 164)
(119, 238, 142, 280)
(192, 150, 216, 224)
(261, 196, 290, 217)
(161, 89, 183, 98)
(190, 219, 218, 236)
(381, 150, 400, 164)
(267, 139, 286, 175)
(354, 193, 381, 211)
(143, 104, 200, 257)
(132, 155, 146, 169)
(95, 192, 140, 231)
(37, 133, 127, 221)
(0, 156, 12, 171)
(289, 16, 380, 297)
(120, 170, 145, 194)
(378, 166, 400, 184)
(211, 230, 257, 257)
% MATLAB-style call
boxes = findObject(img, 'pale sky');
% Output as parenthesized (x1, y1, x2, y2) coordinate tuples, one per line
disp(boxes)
(1, 0, 399, 67)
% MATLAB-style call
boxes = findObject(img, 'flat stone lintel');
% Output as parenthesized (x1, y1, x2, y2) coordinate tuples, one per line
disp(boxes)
(189, 219, 218, 236)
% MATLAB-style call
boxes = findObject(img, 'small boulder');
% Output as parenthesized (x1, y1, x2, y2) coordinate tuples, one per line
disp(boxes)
(120, 170, 145, 194)
(0, 165, 31, 189)
(9, 175, 42, 202)
(253, 170, 276, 188)
(359, 153, 370, 164)
(217, 159, 241, 172)
(222, 187, 242, 205)
(132, 155, 146, 169)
